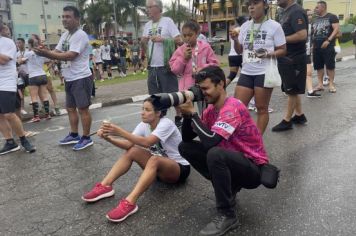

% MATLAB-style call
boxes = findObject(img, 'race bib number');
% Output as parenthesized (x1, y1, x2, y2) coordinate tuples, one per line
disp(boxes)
(133, 52, 138, 56)
(243, 50, 261, 63)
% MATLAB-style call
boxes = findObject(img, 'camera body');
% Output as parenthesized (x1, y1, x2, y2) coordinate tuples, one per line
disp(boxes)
(150, 85, 204, 111)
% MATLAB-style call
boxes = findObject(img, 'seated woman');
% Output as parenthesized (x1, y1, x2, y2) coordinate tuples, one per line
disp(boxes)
(82, 97, 190, 222)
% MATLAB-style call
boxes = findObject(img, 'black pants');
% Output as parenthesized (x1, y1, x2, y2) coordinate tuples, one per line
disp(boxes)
(178, 141, 261, 217)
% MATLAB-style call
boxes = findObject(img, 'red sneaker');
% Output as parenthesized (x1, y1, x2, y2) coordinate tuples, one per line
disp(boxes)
(106, 199, 138, 222)
(29, 116, 41, 123)
(43, 114, 51, 120)
(81, 183, 114, 202)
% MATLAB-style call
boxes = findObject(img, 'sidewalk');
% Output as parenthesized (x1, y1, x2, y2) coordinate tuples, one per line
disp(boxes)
(21, 47, 355, 120)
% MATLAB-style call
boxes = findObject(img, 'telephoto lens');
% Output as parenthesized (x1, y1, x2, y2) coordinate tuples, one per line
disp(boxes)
(150, 85, 204, 110)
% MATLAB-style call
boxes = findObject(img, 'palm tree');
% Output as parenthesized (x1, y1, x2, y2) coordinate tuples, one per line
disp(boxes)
(163, 0, 190, 28)
(114, 0, 146, 39)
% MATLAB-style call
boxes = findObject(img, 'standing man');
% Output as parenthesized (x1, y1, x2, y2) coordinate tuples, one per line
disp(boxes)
(16, 38, 30, 114)
(142, 0, 183, 127)
(272, 0, 308, 132)
(100, 40, 113, 80)
(311, 1, 339, 93)
(0, 22, 36, 155)
(131, 40, 141, 75)
(34, 6, 94, 151)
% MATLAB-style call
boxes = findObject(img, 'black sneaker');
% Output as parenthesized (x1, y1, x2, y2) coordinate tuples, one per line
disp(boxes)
(199, 214, 239, 236)
(291, 114, 307, 125)
(307, 91, 321, 98)
(20, 138, 36, 153)
(0, 141, 20, 155)
(272, 119, 293, 132)
(175, 116, 182, 128)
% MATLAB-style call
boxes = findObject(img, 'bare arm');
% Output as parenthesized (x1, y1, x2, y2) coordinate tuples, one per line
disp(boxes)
(328, 23, 340, 41)
(267, 44, 287, 58)
(33, 47, 78, 61)
(0, 54, 11, 65)
(233, 38, 243, 54)
(286, 29, 307, 43)
(102, 123, 160, 148)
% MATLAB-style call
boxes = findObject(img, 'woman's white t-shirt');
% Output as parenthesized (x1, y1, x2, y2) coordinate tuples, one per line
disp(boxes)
(238, 19, 286, 75)
(0, 37, 17, 92)
(25, 51, 48, 78)
(93, 48, 102, 63)
(132, 117, 189, 166)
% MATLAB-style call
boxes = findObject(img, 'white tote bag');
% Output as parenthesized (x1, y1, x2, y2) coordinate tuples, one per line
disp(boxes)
(264, 57, 281, 88)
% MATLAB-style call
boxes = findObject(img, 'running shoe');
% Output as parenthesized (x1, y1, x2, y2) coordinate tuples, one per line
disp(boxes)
(272, 120, 293, 132)
(59, 133, 81, 145)
(291, 114, 307, 125)
(106, 199, 138, 222)
(21, 109, 28, 115)
(323, 76, 329, 86)
(54, 107, 61, 116)
(82, 183, 115, 202)
(307, 91, 321, 98)
(43, 114, 51, 120)
(20, 138, 36, 153)
(73, 137, 93, 151)
(0, 141, 20, 155)
(29, 116, 41, 123)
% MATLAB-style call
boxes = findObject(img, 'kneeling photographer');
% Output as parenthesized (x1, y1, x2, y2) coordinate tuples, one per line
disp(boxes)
(178, 66, 276, 236)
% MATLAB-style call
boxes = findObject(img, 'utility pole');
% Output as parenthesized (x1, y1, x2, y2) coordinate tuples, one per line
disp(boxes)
(110, 0, 118, 40)
(41, 0, 50, 47)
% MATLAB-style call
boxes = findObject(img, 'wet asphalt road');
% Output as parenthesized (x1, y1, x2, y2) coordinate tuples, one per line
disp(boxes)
(1, 59, 356, 235)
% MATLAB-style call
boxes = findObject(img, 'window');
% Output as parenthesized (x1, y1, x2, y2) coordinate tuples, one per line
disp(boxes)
(58, 15, 61, 19)
(42, 29, 46, 33)
(350, 14, 354, 18)
(47, 15, 51, 19)
(44, 0, 48, 4)
(25, 34, 29, 37)
(40, 15, 44, 19)
(20, 13, 27, 20)
(58, 29, 62, 35)
(18, 34, 22, 37)
(13, 0, 22, 4)
(338, 14, 344, 20)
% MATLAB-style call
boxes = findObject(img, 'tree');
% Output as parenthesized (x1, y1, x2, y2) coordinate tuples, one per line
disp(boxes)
(85, 0, 112, 37)
(163, 0, 190, 28)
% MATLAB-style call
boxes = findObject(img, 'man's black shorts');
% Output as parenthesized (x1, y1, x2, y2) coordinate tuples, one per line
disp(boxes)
(0, 91, 16, 114)
(313, 46, 336, 70)
(29, 75, 48, 86)
(228, 55, 242, 68)
(278, 54, 306, 95)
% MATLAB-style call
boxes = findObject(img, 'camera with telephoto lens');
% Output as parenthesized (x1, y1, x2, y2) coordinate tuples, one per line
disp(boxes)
(150, 85, 204, 111)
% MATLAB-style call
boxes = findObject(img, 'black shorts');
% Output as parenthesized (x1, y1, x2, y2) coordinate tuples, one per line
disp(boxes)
(178, 164, 191, 183)
(306, 55, 311, 64)
(103, 60, 112, 66)
(0, 91, 16, 114)
(29, 75, 48, 86)
(237, 73, 265, 89)
(15, 91, 21, 109)
(132, 56, 140, 65)
(65, 76, 93, 109)
(313, 46, 336, 70)
(278, 54, 306, 95)
(228, 55, 242, 68)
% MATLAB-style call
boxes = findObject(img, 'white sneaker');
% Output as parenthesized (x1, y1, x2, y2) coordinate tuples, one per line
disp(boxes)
(133, 72, 136, 75)
(21, 109, 28, 115)
(323, 76, 329, 86)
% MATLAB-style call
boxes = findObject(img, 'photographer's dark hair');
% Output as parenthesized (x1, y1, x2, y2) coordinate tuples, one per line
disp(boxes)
(63, 5, 80, 18)
(143, 97, 167, 118)
(27, 38, 35, 47)
(195, 66, 226, 88)
(317, 1, 327, 8)
(182, 19, 201, 33)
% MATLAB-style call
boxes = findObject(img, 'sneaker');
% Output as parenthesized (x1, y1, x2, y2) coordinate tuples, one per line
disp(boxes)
(20, 109, 28, 115)
(73, 137, 93, 151)
(82, 183, 115, 202)
(248, 102, 256, 111)
(24, 131, 39, 138)
(54, 107, 61, 116)
(175, 116, 182, 128)
(199, 214, 239, 236)
(323, 76, 329, 86)
(29, 116, 41, 123)
(268, 107, 274, 113)
(0, 141, 20, 155)
(272, 119, 293, 132)
(43, 114, 51, 120)
(291, 114, 307, 125)
(20, 138, 36, 153)
(106, 199, 138, 222)
(59, 133, 81, 145)
(307, 91, 321, 98)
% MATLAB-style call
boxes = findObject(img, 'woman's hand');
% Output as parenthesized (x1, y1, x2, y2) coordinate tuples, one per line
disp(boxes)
(184, 46, 192, 61)
(101, 122, 124, 137)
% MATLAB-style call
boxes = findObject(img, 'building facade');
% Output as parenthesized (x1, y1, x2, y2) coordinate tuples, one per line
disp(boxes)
(303, 0, 355, 24)
(0, 0, 10, 24)
(10, 0, 77, 45)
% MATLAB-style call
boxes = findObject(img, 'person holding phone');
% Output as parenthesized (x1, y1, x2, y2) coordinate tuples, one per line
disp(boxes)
(169, 19, 218, 123)
(233, 0, 286, 134)
(81, 97, 190, 222)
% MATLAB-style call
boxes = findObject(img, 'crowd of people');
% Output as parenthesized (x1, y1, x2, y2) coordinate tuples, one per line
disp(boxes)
(0, 0, 343, 235)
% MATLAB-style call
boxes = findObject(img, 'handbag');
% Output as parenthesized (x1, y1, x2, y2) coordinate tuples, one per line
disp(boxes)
(264, 57, 282, 88)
